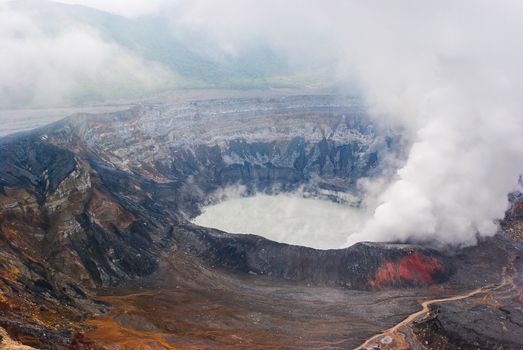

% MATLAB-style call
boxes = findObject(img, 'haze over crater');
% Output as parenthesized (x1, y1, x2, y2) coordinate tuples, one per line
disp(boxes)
(192, 194, 367, 250)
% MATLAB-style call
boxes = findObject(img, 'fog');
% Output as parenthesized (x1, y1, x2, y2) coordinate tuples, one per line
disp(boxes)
(192, 194, 366, 250)
(3, 0, 523, 247)
(174, 0, 523, 247)
(0, 0, 176, 108)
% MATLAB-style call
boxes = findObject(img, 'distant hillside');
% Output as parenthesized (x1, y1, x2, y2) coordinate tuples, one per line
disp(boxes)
(5, 0, 330, 107)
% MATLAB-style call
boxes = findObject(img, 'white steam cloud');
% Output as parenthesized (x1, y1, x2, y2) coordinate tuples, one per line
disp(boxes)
(169, 0, 523, 246)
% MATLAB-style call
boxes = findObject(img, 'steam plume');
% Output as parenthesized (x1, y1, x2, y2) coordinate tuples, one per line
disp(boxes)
(168, 0, 523, 246)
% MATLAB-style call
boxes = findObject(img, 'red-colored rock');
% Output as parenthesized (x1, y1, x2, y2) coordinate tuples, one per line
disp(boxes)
(369, 252, 445, 288)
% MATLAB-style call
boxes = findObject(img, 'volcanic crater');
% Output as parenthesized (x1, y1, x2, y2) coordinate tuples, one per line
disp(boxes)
(0, 93, 521, 349)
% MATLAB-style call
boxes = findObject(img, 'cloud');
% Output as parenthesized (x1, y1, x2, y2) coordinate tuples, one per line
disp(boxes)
(338, 1, 523, 246)
(0, 1, 176, 108)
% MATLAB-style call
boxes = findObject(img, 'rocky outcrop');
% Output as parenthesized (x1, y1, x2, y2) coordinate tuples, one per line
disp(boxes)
(177, 225, 452, 289)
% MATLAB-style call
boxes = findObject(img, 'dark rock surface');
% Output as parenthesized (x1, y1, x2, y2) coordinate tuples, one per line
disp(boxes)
(410, 229, 523, 350)
(178, 225, 451, 289)
(416, 301, 523, 349)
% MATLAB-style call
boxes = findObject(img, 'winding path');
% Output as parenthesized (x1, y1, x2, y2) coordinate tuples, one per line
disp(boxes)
(354, 258, 517, 350)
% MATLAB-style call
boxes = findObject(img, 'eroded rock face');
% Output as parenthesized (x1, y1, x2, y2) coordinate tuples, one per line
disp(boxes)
(506, 191, 523, 220)
(46, 95, 399, 217)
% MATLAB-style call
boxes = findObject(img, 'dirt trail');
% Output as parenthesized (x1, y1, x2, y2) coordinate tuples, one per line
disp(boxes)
(355, 257, 517, 350)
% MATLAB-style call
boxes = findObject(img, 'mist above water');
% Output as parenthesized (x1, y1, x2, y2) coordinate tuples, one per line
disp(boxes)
(192, 194, 366, 250)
